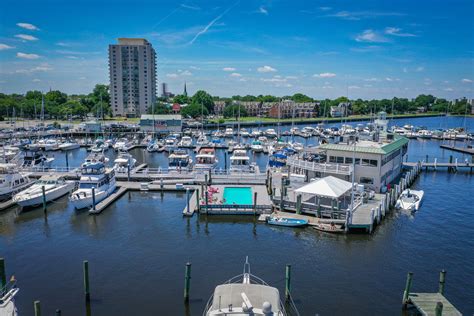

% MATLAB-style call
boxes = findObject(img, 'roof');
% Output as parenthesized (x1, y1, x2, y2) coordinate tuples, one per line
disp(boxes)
(140, 114, 182, 120)
(295, 176, 352, 198)
(319, 136, 408, 155)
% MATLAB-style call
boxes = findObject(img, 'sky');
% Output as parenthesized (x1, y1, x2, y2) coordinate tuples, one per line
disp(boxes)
(0, 0, 473, 100)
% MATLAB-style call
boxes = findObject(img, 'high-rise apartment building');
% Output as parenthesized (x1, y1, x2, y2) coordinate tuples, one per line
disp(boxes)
(109, 38, 156, 117)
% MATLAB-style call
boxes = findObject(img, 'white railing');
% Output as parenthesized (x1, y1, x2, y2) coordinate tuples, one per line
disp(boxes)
(287, 157, 353, 175)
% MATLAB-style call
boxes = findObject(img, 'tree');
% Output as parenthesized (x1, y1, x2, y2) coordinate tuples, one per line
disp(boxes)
(191, 90, 214, 113)
(45, 90, 67, 105)
(173, 94, 189, 105)
(181, 103, 208, 118)
(148, 102, 170, 114)
(291, 93, 313, 103)
(223, 104, 248, 119)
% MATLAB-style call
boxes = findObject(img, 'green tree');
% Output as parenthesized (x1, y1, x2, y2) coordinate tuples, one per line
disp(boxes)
(191, 90, 214, 113)
(148, 102, 170, 114)
(181, 103, 208, 118)
(223, 104, 248, 119)
(291, 93, 313, 103)
(173, 94, 189, 105)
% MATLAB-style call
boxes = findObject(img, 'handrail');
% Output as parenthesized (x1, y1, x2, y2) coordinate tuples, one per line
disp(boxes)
(287, 157, 352, 175)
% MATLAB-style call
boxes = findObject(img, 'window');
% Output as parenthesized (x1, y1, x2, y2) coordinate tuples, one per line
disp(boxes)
(345, 157, 353, 164)
(361, 159, 378, 167)
(329, 156, 336, 163)
(360, 177, 374, 184)
(336, 157, 344, 163)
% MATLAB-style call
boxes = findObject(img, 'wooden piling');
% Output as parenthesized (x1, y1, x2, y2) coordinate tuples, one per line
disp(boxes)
(195, 188, 200, 212)
(438, 270, 446, 295)
(253, 192, 257, 214)
(83, 260, 90, 301)
(186, 188, 190, 214)
(280, 177, 284, 211)
(402, 272, 413, 307)
(296, 194, 302, 214)
(34, 300, 41, 316)
(65, 153, 69, 170)
(160, 178, 164, 190)
(91, 188, 96, 212)
(55, 309, 61, 316)
(184, 262, 191, 301)
(0, 257, 6, 288)
(42, 186, 47, 213)
(435, 302, 443, 316)
(285, 264, 291, 300)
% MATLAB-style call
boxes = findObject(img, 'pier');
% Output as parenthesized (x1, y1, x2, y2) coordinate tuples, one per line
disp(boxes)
(439, 144, 474, 155)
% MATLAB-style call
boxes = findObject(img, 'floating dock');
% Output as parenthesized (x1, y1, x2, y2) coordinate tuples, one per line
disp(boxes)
(440, 144, 474, 155)
(89, 186, 128, 214)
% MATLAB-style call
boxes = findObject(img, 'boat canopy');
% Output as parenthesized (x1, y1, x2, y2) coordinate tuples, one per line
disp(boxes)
(295, 176, 352, 198)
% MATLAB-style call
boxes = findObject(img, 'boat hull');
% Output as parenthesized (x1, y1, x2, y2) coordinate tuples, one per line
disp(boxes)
(15, 182, 75, 208)
(267, 217, 308, 227)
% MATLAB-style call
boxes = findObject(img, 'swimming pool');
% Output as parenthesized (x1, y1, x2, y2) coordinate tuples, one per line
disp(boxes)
(223, 187, 253, 205)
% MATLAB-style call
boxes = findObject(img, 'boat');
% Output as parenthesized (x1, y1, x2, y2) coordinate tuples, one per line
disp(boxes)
(178, 136, 193, 147)
(13, 175, 75, 208)
(20, 149, 54, 169)
(0, 163, 33, 201)
(84, 152, 109, 165)
(267, 216, 308, 227)
(313, 222, 345, 234)
(230, 149, 257, 173)
(113, 138, 131, 151)
(250, 129, 262, 138)
(146, 140, 162, 152)
(396, 189, 424, 211)
(196, 134, 209, 146)
(250, 140, 264, 153)
(0, 275, 19, 316)
(168, 149, 193, 170)
(194, 148, 218, 171)
(59, 141, 80, 151)
(164, 136, 178, 152)
(69, 162, 116, 210)
(203, 257, 296, 315)
(265, 128, 278, 138)
(240, 128, 250, 137)
(224, 127, 234, 138)
(268, 152, 287, 168)
(114, 150, 137, 172)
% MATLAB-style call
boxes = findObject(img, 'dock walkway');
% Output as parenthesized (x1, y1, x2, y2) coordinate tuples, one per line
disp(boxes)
(407, 293, 461, 316)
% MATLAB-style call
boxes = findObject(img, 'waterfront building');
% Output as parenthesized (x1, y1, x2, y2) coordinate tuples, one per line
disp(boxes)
(214, 100, 317, 118)
(330, 102, 351, 117)
(109, 38, 157, 117)
(213, 101, 226, 115)
(139, 114, 182, 133)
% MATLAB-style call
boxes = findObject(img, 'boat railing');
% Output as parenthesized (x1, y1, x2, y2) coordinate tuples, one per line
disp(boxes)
(287, 157, 352, 175)
(20, 166, 79, 173)
(0, 280, 18, 307)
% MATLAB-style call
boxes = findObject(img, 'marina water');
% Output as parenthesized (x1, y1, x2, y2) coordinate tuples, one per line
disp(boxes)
(1, 116, 473, 315)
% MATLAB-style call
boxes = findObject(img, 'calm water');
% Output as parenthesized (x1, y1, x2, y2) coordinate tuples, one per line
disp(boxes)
(1, 116, 473, 315)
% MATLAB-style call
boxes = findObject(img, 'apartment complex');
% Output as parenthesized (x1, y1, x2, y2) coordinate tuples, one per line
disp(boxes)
(214, 100, 318, 118)
(109, 38, 157, 117)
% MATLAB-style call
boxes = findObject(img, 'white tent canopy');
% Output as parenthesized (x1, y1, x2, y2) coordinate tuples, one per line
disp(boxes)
(295, 176, 352, 199)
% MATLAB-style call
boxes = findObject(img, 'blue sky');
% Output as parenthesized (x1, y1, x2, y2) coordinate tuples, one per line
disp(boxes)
(0, 0, 473, 99)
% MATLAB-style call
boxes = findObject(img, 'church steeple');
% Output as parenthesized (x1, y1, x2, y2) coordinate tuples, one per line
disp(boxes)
(183, 81, 188, 97)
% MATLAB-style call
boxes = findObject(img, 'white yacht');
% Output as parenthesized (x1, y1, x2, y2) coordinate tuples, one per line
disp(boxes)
(396, 189, 424, 211)
(44, 139, 60, 151)
(224, 128, 234, 138)
(240, 128, 250, 137)
(20, 150, 54, 169)
(0, 276, 19, 316)
(203, 258, 294, 316)
(168, 149, 193, 171)
(0, 163, 33, 201)
(194, 148, 218, 171)
(114, 150, 137, 172)
(250, 141, 264, 153)
(59, 141, 80, 151)
(196, 134, 209, 146)
(113, 138, 131, 151)
(13, 175, 75, 208)
(84, 152, 109, 165)
(265, 128, 278, 138)
(230, 150, 257, 173)
(164, 136, 178, 152)
(250, 129, 262, 138)
(178, 136, 193, 147)
(69, 162, 116, 210)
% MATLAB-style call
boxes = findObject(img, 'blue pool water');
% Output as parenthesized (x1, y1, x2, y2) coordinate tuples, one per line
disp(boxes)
(223, 187, 253, 204)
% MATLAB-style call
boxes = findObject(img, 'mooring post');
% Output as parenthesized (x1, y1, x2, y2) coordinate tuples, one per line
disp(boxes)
(127, 164, 130, 182)
(55, 309, 61, 316)
(268, 175, 273, 195)
(34, 300, 41, 316)
(65, 153, 69, 170)
(439, 270, 446, 295)
(91, 187, 96, 212)
(42, 185, 47, 213)
(296, 194, 302, 214)
(285, 264, 291, 300)
(449, 155, 453, 173)
(204, 174, 208, 187)
(195, 188, 200, 212)
(253, 191, 258, 215)
(186, 188, 190, 214)
(208, 169, 212, 184)
(280, 177, 284, 211)
(83, 260, 90, 301)
(160, 178, 164, 191)
(224, 151, 227, 171)
(402, 272, 413, 307)
(435, 302, 443, 316)
(0, 257, 6, 288)
(184, 262, 191, 301)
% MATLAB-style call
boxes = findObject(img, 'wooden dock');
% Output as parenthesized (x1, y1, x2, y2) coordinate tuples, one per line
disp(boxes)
(440, 144, 474, 155)
(89, 186, 128, 214)
(182, 190, 198, 216)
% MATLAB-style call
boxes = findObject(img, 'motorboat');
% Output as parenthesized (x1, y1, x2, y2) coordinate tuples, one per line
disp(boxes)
(250, 140, 264, 153)
(313, 222, 345, 234)
(267, 216, 308, 227)
(250, 129, 262, 138)
(196, 134, 209, 146)
(230, 149, 257, 173)
(224, 127, 234, 138)
(203, 257, 296, 315)
(84, 152, 109, 165)
(194, 148, 218, 171)
(0, 275, 19, 316)
(13, 175, 75, 208)
(113, 138, 131, 151)
(147, 140, 162, 152)
(168, 149, 193, 170)
(178, 136, 193, 147)
(240, 128, 250, 137)
(265, 128, 278, 138)
(164, 136, 178, 152)
(44, 139, 60, 151)
(114, 150, 137, 172)
(0, 163, 33, 201)
(59, 141, 80, 151)
(268, 152, 287, 168)
(20, 150, 54, 169)
(69, 162, 116, 211)
(396, 189, 424, 211)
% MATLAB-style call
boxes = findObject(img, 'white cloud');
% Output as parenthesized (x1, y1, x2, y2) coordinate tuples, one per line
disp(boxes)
(239, 78, 247, 82)
(364, 84, 373, 87)
(415, 66, 424, 72)
(79, 77, 87, 80)
(355, 29, 388, 43)
(17, 22, 39, 31)
(285, 76, 298, 79)
(348, 85, 360, 89)
(56, 42, 70, 47)
(166, 73, 179, 79)
(403, 67, 408, 73)
(32, 78, 41, 82)
(14, 63, 52, 74)
(364, 77, 379, 82)
(181, 70, 192, 76)
(385, 77, 394, 81)
(319, 6, 332, 11)
(0, 44, 14, 50)
(16, 52, 40, 59)
(230, 72, 242, 77)
(461, 78, 472, 83)
(385, 27, 416, 37)
(189, 66, 200, 70)
(257, 65, 277, 73)
(258, 6, 268, 15)
(444, 87, 454, 91)
(66, 56, 79, 59)
(314, 72, 336, 78)
(222, 67, 236, 71)
(262, 77, 287, 83)
(15, 34, 38, 41)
